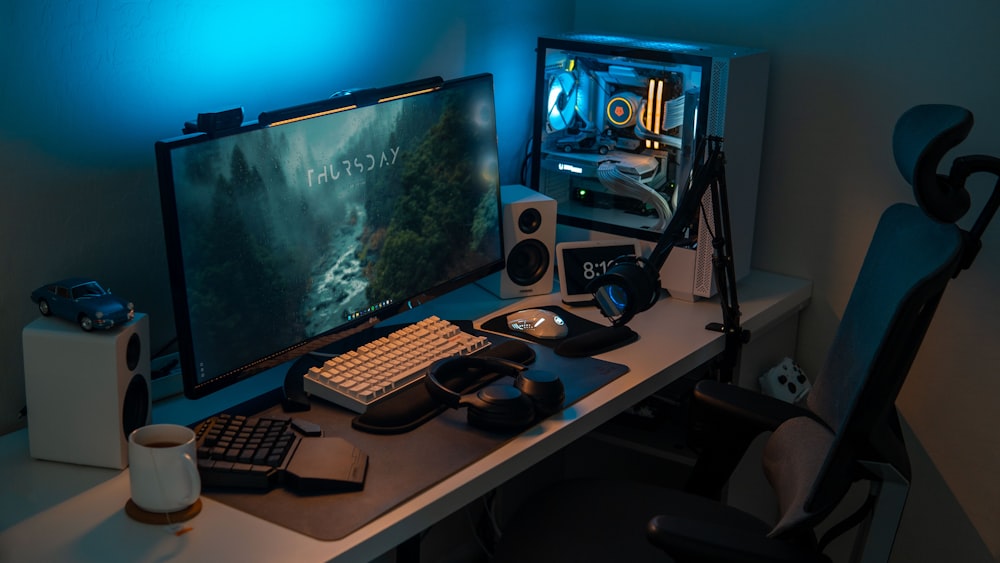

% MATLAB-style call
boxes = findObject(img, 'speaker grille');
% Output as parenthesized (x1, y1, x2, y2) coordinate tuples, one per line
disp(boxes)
(126, 332, 141, 371)
(122, 373, 150, 440)
(517, 208, 542, 234)
(507, 239, 550, 286)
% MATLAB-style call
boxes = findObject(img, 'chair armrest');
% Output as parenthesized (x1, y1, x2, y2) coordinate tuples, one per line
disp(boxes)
(683, 381, 825, 499)
(693, 380, 819, 434)
(648, 512, 825, 563)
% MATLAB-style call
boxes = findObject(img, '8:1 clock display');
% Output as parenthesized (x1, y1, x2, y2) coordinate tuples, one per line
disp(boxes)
(556, 240, 640, 303)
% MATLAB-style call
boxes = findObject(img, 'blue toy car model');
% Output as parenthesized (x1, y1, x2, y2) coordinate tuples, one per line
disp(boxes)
(30, 278, 135, 331)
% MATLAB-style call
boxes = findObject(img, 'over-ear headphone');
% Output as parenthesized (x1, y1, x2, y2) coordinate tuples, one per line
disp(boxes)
(425, 356, 565, 432)
(586, 254, 661, 326)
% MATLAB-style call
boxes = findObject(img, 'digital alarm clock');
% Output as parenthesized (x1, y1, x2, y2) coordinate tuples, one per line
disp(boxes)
(555, 239, 642, 304)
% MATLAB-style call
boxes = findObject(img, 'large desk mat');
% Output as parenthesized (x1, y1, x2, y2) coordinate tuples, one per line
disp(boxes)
(202, 336, 629, 541)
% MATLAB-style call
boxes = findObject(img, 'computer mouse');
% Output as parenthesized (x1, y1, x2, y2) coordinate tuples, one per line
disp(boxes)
(506, 308, 569, 340)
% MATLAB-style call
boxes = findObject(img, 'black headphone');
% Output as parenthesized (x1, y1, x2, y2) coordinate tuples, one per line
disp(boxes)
(586, 254, 661, 326)
(585, 137, 728, 327)
(425, 356, 565, 432)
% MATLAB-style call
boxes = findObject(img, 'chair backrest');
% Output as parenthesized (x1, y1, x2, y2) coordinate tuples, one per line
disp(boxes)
(764, 203, 964, 537)
(762, 105, 976, 539)
(808, 203, 963, 438)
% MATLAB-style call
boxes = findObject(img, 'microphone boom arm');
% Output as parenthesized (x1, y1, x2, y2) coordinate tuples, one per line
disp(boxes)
(650, 136, 749, 383)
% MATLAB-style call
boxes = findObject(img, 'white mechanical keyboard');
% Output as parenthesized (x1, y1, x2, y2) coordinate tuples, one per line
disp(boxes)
(302, 316, 490, 413)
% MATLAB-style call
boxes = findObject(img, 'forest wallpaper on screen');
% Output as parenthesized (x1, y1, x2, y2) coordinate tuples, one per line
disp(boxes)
(167, 78, 501, 381)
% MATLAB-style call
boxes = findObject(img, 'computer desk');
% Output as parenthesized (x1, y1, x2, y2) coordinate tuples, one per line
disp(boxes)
(0, 269, 810, 562)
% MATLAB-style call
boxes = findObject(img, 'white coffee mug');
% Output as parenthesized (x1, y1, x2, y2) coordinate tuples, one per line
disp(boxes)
(128, 424, 201, 513)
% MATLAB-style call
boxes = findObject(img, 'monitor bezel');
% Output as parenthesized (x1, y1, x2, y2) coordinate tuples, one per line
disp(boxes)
(155, 73, 505, 399)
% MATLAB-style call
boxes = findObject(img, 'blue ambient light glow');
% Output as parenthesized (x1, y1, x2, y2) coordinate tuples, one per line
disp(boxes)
(4, 2, 390, 164)
(5, 1, 545, 178)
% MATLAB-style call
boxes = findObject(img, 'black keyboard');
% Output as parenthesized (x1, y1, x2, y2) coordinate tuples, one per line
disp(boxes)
(194, 413, 368, 493)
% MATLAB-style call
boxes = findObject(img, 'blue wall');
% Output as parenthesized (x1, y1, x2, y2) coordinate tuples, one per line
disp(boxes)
(0, 0, 575, 432)
(2, 1, 560, 170)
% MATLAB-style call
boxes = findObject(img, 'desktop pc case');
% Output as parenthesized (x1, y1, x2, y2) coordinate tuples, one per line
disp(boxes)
(530, 34, 769, 300)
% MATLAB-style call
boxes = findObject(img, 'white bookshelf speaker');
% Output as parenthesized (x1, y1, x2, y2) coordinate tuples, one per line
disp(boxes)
(22, 313, 151, 469)
(489, 184, 557, 299)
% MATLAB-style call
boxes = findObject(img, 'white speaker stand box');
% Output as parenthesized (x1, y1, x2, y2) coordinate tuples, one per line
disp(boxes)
(656, 188, 718, 302)
(22, 313, 152, 469)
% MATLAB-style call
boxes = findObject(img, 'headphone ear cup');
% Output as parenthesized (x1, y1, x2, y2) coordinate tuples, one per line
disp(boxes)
(630, 256, 661, 312)
(427, 356, 541, 432)
(465, 384, 536, 431)
(426, 356, 526, 408)
(588, 255, 660, 325)
(515, 370, 565, 416)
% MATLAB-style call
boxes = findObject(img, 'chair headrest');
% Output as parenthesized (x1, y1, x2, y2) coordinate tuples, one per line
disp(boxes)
(893, 104, 973, 223)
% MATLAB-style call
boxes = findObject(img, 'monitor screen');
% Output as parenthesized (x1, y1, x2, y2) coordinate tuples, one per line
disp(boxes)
(156, 74, 504, 399)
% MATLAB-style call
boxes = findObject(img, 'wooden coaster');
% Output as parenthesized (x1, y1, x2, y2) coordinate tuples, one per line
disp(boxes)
(125, 498, 202, 524)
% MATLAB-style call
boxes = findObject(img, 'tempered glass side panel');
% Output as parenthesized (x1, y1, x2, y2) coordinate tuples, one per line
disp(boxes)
(531, 38, 710, 241)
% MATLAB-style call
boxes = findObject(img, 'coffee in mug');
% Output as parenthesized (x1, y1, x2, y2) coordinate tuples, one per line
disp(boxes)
(128, 424, 201, 513)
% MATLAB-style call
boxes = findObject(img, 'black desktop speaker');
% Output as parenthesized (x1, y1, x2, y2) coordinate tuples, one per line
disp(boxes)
(22, 313, 151, 469)
(490, 184, 556, 299)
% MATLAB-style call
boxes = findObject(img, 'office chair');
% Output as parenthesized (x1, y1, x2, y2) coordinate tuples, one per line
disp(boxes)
(491, 104, 999, 563)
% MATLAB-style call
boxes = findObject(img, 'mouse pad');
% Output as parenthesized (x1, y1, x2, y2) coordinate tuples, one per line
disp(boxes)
(202, 334, 629, 541)
(480, 305, 606, 348)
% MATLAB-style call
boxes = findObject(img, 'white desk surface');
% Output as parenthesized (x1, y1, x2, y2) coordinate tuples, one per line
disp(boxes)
(0, 270, 810, 563)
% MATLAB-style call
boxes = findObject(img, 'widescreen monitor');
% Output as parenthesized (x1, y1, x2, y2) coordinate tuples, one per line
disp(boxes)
(155, 74, 504, 399)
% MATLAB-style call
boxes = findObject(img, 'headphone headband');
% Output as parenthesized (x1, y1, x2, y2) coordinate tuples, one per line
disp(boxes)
(426, 356, 526, 408)
(425, 354, 565, 432)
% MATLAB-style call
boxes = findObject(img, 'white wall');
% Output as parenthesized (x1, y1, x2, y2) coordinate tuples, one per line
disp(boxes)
(574, 0, 1000, 560)
(0, 1, 574, 429)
